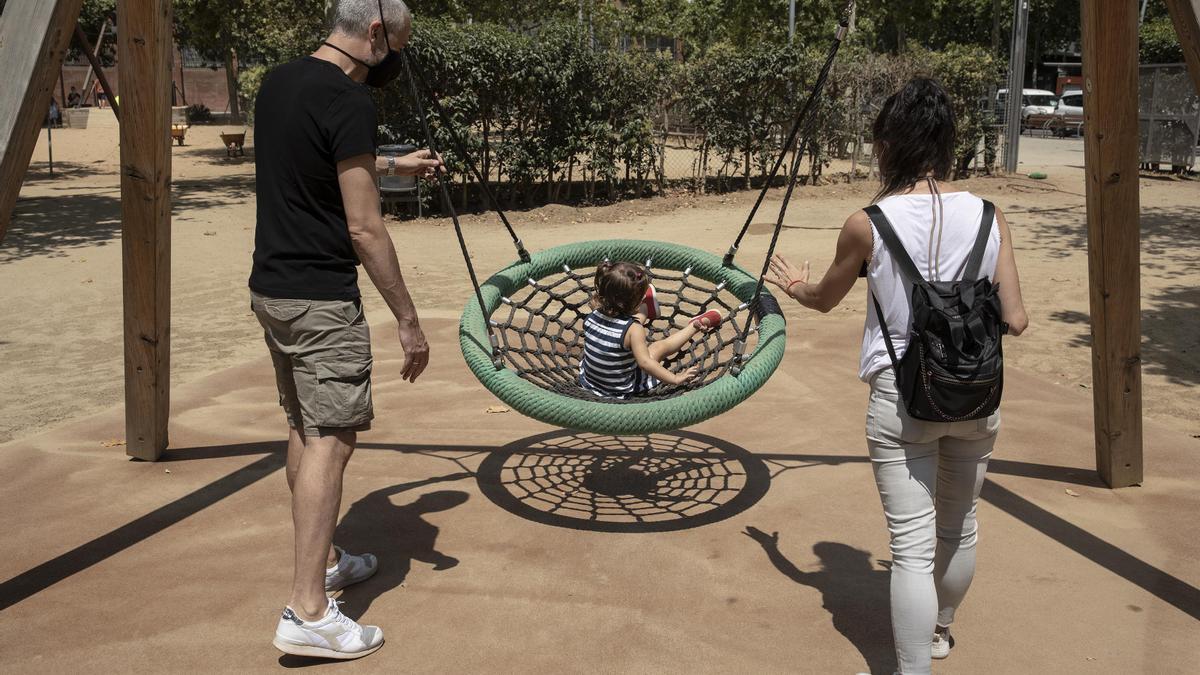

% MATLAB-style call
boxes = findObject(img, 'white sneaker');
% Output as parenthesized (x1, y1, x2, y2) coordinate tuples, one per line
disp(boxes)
(931, 627, 954, 659)
(325, 546, 378, 592)
(273, 598, 384, 660)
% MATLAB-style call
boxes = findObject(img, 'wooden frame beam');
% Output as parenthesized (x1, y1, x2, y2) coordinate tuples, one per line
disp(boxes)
(73, 23, 120, 120)
(0, 0, 86, 240)
(1081, 0, 1144, 488)
(1166, 0, 1200, 93)
(1164, 0, 1200, 95)
(117, 0, 173, 460)
(79, 17, 111, 107)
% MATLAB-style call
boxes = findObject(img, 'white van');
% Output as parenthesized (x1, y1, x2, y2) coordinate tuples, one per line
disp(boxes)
(996, 88, 1060, 124)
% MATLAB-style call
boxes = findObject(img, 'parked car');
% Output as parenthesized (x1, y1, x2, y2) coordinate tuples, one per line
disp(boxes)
(1056, 90, 1083, 117)
(995, 88, 1059, 125)
(1053, 90, 1085, 136)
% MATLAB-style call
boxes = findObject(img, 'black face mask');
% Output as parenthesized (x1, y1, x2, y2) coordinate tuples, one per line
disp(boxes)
(323, 0, 404, 88)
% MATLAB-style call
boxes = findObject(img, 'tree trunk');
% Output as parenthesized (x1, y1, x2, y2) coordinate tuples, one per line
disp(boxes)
(991, 0, 1002, 56)
(482, 115, 490, 182)
(744, 147, 751, 190)
(176, 42, 188, 106)
(224, 45, 240, 119)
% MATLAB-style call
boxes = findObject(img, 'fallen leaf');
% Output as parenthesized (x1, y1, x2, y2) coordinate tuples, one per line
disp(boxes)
(164, 469, 172, 474)
(81, 278, 93, 284)
(485, 405, 510, 414)
(1065, 489, 1080, 497)
(100, 439, 125, 447)
(203, 231, 217, 236)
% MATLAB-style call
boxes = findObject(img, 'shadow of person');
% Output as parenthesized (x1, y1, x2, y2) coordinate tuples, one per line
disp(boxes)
(332, 475, 472, 621)
(743, 527, 896, 674)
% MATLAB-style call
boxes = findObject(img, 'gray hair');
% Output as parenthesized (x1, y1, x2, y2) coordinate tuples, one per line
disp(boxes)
(328, 0, 411, 37)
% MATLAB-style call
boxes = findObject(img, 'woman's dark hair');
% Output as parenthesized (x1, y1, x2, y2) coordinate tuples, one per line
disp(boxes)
(591, 261, 650, 316)
(872, 77, 957, 201)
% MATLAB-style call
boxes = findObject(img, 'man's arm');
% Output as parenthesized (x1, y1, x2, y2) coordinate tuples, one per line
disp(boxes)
(338, 153, 430, 382)
(374, 149, 443, 178)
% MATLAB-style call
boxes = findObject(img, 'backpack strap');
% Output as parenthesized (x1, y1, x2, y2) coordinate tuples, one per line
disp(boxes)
(962, 200, 997, 281)
(864, 205, 918, 376)
(863, 205, 926, 288)
(871, 292, 902, 374)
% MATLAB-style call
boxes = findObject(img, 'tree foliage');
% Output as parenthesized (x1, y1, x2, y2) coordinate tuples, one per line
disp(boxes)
(1140, 14, 1184, 64)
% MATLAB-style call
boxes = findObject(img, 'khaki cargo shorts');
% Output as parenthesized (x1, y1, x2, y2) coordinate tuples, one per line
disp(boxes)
(251, 292, 373, 437)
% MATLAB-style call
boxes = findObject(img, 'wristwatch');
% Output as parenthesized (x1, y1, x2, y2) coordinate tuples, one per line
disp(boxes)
(386, 155, 396, 176)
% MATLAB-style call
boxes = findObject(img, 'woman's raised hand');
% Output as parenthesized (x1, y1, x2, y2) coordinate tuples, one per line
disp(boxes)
(766, 254, 810, 292)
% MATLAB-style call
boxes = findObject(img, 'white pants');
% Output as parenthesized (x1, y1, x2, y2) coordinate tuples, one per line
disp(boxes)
(866, 369, 1000, 674)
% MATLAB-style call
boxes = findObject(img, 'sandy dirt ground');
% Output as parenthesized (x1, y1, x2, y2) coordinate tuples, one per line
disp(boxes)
(3, 113, 1197, 444)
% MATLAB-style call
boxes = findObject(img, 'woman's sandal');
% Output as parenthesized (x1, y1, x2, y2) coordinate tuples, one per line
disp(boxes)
(691, 309, 723, 331)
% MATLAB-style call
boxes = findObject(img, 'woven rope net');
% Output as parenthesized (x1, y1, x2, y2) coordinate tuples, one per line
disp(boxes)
(491, 262, 761, 403)
(459, 240, 786, 435)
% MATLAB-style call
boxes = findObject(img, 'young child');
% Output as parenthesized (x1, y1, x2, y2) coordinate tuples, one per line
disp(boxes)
(580, 261, 723, 398)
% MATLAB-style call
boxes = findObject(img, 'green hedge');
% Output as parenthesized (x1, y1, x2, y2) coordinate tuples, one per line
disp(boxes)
(237, 18, 1001, 207)
(374, 19, 674, 207)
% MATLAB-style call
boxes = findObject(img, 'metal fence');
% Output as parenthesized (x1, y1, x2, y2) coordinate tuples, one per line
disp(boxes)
(1139, 63, 1200, 172)
(653, 88, 1009, 192)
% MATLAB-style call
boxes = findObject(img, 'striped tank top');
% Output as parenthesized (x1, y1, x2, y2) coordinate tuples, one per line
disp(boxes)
(579, 311, 658, 398)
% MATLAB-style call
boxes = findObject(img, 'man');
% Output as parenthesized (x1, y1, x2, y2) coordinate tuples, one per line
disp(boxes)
(250, 0, 441, 660)
(67, 86, 81, 109)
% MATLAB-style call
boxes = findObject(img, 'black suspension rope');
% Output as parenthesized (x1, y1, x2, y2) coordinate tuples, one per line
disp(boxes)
(747, 14, 852, 308)
(406, 48, 530, 263)
(724, 2, 855, 267)
(719, 5, 852, 376)
(401, 50, 502, 365)
(400, 3, 853, 380)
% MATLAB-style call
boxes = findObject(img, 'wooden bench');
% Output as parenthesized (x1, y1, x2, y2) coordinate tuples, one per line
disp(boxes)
(1021, 113, 1085, 137)
(1049, 114, 1085, 137)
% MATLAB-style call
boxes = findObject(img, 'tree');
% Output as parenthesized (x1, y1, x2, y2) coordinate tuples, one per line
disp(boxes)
(1140, 15, 1184, 63)
(77, 0, 117, 66)
(174, 0, 327, 117)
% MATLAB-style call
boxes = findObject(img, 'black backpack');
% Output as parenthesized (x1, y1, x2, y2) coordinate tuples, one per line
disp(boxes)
(865, 200, 1004, 422)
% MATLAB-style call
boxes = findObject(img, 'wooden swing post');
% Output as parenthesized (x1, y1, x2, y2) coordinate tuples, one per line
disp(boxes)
(117, 0, 174, 460)
(1080, 0, 1144, 488)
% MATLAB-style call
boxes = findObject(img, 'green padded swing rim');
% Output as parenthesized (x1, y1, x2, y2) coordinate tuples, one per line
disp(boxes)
(459, 239, 787, 435)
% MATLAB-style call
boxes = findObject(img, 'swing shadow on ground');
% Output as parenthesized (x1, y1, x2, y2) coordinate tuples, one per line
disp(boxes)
(474, 429, 772, 533)
(1, 434, 1198, 664)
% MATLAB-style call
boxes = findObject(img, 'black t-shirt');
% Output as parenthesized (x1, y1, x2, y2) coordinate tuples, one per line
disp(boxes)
(249, 56, 377, 300)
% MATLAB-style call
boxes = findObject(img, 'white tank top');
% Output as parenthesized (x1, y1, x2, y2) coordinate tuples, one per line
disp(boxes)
(859, 191, 1001, 381)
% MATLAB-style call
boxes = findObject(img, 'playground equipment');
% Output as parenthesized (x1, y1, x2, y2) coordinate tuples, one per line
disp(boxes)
(170, 105, 189, 146)
(220, 131, 245, 157)
(0, 0, 1198, 484)
(397, 7, 859, 433)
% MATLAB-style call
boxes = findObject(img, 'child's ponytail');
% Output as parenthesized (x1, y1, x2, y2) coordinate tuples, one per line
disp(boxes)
(590, 261, 650, 316)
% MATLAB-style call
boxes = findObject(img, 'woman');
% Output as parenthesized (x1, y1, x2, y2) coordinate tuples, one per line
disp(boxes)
(766, 78, 1028, 674)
